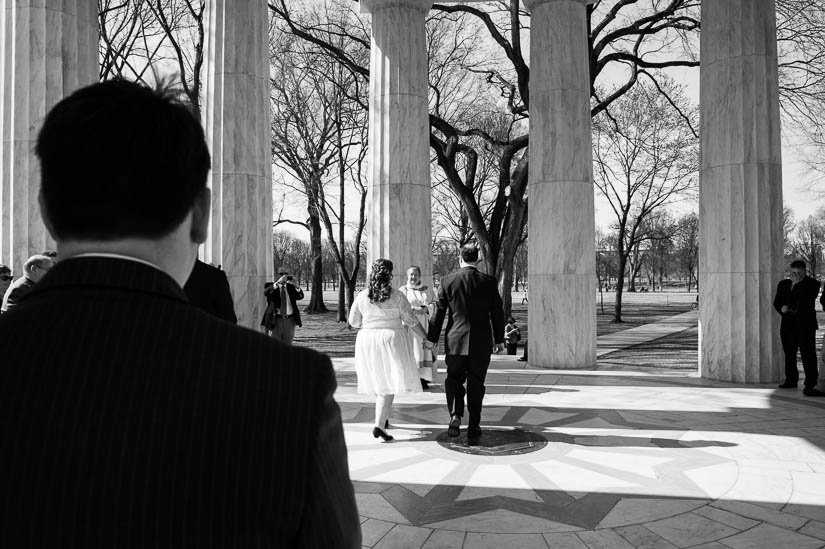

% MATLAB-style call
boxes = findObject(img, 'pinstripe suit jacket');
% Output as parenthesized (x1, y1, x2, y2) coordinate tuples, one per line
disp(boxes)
(0, 257, 360, 548)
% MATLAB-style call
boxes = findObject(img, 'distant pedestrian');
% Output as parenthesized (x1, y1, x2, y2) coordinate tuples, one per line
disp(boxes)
(774, 260, 824, 396)
(261, 266, 303, 344)
(1, 255, 53, 314)
(504, 317, 521, 355)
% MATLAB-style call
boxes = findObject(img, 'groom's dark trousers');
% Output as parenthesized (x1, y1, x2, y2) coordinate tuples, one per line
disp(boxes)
(445, 354, 491, 430)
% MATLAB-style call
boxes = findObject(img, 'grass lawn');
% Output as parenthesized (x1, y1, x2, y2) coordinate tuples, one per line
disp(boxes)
(293, 291, 697, 358)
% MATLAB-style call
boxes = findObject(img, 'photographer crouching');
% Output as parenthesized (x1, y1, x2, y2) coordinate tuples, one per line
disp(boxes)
(261, 266, 304, 344)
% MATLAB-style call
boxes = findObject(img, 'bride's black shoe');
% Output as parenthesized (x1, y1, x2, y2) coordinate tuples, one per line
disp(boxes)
(373, 427, 394, 442)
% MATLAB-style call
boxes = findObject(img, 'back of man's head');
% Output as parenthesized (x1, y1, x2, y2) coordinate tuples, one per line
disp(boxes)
(23, 255, 53, 278)
(460, 243, 479, 264)
(35, 78, 210, 241)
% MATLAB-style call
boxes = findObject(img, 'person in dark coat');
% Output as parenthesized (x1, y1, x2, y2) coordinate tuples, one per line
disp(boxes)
(774, 259, 824, 396)
(261, 265, 303, 344)
(428, 243, 505, 441)
(0, 79, 360, 547)
(184, 258, 237, 323)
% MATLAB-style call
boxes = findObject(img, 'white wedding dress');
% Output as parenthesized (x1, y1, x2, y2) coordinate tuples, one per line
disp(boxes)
(348, 289, 423, 395)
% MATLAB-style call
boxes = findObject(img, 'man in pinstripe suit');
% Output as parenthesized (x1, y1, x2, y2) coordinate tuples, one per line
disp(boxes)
(0, 79, 360, 547)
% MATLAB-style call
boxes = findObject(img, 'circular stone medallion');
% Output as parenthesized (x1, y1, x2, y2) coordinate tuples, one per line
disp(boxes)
(436, 428, 547, 456)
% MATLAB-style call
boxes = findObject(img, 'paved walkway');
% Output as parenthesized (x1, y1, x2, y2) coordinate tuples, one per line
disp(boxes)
(332, 313, 825, 548)
(596, 310, 697, 357)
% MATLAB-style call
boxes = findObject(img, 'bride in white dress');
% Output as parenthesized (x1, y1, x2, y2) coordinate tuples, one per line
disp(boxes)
(348, 259, 433, 442)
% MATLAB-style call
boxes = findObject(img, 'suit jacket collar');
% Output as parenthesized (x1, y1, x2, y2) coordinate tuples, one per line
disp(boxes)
(30, 256, 188, 305)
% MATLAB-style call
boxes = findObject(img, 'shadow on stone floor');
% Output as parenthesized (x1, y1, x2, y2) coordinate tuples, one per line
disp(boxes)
(355, 480, 825, 546)
(341, 366, 825, 547)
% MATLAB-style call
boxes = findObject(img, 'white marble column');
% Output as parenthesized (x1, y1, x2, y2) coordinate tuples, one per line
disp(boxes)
(699, 0, 783, 382)
(0, 1, 97, 274)
(202, 0, 272, 328)
(525, 0, 596, 368)
(360, 0, 433, 284)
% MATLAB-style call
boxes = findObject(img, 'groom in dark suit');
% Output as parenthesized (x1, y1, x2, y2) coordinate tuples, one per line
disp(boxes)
(0, 80, 360, 546)
(428, 243, 505, 441)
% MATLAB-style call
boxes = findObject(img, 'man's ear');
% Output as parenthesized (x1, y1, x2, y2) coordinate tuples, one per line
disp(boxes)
(190, 187, 211, 244)
(38, 192, 57, 240)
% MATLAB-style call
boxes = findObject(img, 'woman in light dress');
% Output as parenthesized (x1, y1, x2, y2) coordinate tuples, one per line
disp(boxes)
(398, 265, 437, 389)
(348, 259, 434, 442)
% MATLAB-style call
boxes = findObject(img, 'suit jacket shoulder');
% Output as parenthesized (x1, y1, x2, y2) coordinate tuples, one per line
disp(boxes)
(184, 260, 237, 324)
(0, 257, 359, 547)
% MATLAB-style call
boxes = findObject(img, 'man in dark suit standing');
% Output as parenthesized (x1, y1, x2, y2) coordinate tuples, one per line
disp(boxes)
(184, 258, 237, 323)
(262, 265, 304, 344)
(774, 259, 824, 396)
(0, 80, 360, 546)
(428, 243, 505, 441)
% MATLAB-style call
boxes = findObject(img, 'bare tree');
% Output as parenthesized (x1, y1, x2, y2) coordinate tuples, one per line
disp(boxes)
(593, 78, 698, 322)
(270, 0, 704, 316)
(640, 211, 677, 292)
(674, 212, 699, 291)
(784, 204, 797, 257)
(775, 1, 825, 179)
(99, 0, 205, 112)
(791, 212, 825, 277)
(270, 9, 369, 316)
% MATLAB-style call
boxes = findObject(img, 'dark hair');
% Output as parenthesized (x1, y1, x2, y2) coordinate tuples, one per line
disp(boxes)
(35, 78, 210, 240)
(790, 260, 807, 270)
(0, 264, 10, 275)
(368, 259, 394, 303)
(460, 243, 479, 263)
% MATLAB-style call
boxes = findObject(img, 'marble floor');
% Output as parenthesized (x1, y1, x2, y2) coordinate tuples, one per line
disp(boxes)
(331, 323, 825, 548)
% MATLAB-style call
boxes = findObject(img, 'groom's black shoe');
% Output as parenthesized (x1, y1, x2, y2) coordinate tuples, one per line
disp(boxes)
(467, 427, 482, 443)
(778, 381, 798, 389)
(448, 415, 461, 437)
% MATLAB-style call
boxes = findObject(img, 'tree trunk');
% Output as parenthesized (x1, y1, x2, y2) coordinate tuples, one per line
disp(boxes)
(345, 278, 357, 327)
(305, 208, 328, 313)
(337, 273, 346, 322)
(614, 253, 627, 323)
(499, 264, 515, 318)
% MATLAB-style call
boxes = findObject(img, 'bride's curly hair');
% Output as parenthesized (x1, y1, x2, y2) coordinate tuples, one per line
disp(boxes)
(368, 258, 394, 303)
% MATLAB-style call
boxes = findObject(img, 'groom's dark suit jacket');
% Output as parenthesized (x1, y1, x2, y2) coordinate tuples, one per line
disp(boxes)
(0, 257, 360, 548)
(428, 266, 505, 356)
